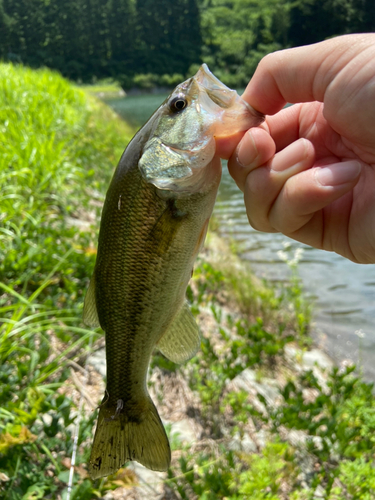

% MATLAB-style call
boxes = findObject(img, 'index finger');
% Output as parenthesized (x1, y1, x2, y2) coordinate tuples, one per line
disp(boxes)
(243, 33, 375, 115)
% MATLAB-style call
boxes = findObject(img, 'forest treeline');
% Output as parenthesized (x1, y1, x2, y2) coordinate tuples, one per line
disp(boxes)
(0, 0, 374, 88)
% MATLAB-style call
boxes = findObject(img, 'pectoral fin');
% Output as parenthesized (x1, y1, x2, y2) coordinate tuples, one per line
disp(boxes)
(83, 273, 100, 328)
(157, 302, 200, 363)
(148, 198, 187, 256)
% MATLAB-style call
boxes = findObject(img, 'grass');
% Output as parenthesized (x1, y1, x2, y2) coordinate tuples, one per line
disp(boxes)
(1, 63, 375, 500)
(0, 62, 132, 499)
(78, 79, 125, 97)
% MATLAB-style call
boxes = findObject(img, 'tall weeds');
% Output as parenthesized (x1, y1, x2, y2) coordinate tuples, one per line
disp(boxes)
(0, 63, 132, 498)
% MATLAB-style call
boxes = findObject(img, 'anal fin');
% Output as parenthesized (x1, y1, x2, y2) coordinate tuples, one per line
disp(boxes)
(157, 302, 200, 363)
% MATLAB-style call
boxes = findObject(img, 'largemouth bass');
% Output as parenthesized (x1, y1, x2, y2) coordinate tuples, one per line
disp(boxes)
(83, 64, 263, 479)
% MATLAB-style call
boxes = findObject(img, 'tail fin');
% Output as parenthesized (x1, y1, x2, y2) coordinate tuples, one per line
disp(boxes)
(88, 397, 171, 479)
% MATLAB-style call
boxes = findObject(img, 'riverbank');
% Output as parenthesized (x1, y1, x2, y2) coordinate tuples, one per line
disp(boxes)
(1, 65, 374, 500)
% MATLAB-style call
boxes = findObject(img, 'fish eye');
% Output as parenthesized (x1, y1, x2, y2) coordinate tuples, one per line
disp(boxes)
(169, 96, 188, 113)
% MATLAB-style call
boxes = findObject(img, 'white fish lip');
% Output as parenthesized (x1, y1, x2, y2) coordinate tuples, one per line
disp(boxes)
(195, 63, 238, 107)
(194, 63, 264, 125)
(193, 64, 264, 134)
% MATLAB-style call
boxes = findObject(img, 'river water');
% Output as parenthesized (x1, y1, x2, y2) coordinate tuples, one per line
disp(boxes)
(106, 93, 375, 381)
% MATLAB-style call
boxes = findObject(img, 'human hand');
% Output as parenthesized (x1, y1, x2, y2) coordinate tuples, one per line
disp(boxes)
(225, 34, 375, 264)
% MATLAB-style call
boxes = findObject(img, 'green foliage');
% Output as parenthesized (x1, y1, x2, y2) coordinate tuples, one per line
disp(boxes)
(1, 0, 138, 81)
(269, 366, 375, 458)
(0, 63, 133, 499)
(199, 0, 288, 86)
(135, 0, 202, 77)
(277, 243, 312, 338)
(0, 280, 100, 498)
(185, 259, 297, 436)
(119, 72, 186, 91)
(190, 253, 310, 345)
(1, 0, 373, 87)
(287, 0, 373, 47)
(169, 450, 237, 499)
(168, 441, 296, 499)
(0, 63, 132, 295)
(234, 442, 296, 499)
(168, 321, 375, 499)
(256, 366, 375, 496)
(0, 0, 201, 83)
(329, 458, 375, 500)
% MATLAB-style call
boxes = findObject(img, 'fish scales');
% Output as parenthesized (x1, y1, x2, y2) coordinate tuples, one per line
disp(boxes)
(83, 64, 264, 479)
(98, 170, 219, 405)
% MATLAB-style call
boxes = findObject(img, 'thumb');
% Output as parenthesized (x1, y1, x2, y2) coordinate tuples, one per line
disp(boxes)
(242, 34, 375, 115)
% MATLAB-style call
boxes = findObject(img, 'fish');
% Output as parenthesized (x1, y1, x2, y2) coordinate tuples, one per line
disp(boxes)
(83, 64, 264, 480)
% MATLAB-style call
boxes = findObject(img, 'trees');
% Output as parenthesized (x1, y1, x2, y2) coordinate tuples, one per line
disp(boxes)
(0, 0, 202, 82)
(106, 0, 137, 79)
(199, 0, 290, 87)
(0, 0, 372, 85)
(0, 0, 137, 81)
(287, 0, 365, 46)
(135, 0, 201, 76)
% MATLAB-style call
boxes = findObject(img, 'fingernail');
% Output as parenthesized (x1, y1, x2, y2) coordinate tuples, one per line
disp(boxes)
(237, 130, 258, 167)
(315, 161, 361, 186)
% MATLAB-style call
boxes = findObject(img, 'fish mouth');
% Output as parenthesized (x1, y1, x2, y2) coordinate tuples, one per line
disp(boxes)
(139, 65, 264, 194)
(178, 64, 237, 108)
(194, 63, 239, 109)
(193, 64, 264, 125)
(182, 64, 264, 140)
